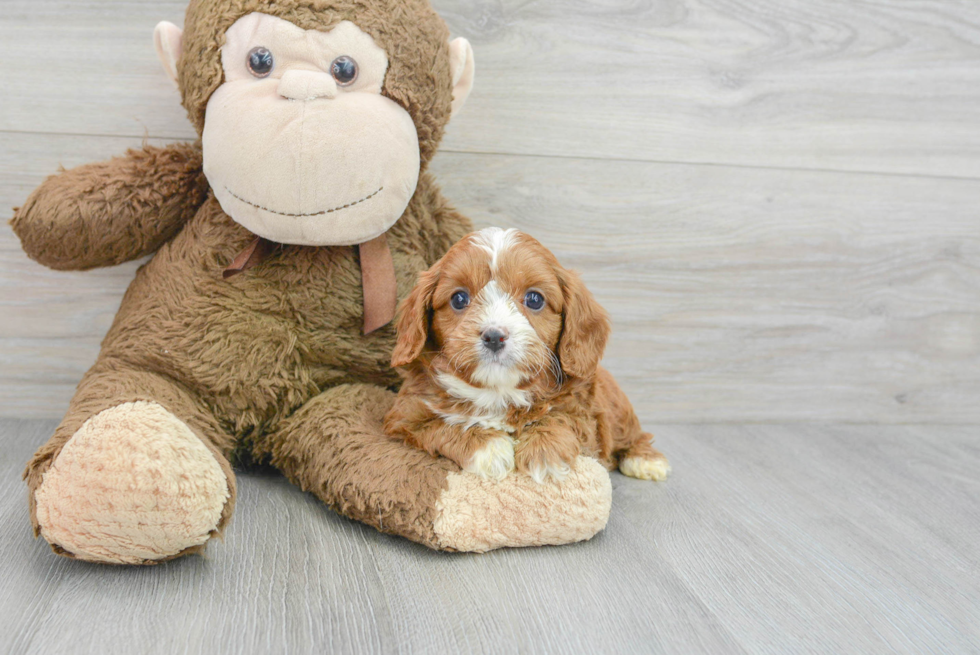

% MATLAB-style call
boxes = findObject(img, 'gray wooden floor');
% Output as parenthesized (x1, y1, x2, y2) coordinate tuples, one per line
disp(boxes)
(1, 419, 977, 655)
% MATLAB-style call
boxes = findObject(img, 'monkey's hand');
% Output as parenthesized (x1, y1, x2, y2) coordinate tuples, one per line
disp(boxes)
(11, 142, 207, 270)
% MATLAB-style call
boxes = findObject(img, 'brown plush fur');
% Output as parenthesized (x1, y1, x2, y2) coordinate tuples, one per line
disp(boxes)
(16, 171, 471, 548)
(13, 142, 208, 270)
(11, 0, 473, 556)
(384, 230, 665, 477)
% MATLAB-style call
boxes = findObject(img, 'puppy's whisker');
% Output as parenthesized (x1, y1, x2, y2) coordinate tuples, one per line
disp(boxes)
(448, 350, 467, 374)
(544, 350, 563, 391)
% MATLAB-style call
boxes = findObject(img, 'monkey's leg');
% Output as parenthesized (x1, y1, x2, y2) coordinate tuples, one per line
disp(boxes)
(25, 362, 236, 564)
(262, 383, 612, 553)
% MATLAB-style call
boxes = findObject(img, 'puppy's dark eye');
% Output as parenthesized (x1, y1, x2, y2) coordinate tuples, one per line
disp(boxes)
(450, 290, 470, 311)
(330, 56, 358, 86)
(524, 291, 545, 311)
(247, 47, 274, 78)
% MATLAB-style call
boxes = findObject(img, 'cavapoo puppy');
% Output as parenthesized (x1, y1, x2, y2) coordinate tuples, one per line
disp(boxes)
(384, 227, 671, 484)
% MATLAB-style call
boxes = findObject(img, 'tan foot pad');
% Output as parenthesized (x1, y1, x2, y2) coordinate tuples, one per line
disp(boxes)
(34, 401, 229, 564)
(433, 456, 612, 552)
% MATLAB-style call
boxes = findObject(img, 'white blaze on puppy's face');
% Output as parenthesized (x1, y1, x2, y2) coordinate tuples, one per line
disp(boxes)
(471, 227, 519, 273)
(201, 13, 421, 246)
(470, 280, 539, 385)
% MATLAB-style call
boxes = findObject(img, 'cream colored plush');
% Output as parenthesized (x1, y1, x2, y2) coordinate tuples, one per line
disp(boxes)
(158, 11, 477, 249)
(202, 14, 420, 246)
(153, 21, 183, 86)
(34, 402, 230, 564)
(432, 457, 613, 552)
(448, 36, 474, 117)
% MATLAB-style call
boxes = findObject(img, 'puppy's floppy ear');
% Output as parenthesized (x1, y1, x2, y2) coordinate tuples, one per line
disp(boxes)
(557, 267, 611, 378)
(391, 267, 440, 368)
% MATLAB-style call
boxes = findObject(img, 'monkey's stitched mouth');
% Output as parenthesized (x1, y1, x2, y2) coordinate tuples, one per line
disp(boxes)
(224, 186, 383, 217)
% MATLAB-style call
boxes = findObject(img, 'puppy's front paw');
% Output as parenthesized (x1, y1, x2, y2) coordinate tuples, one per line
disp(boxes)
(464, 436, 516, 481)
(620, 455, 672, 481)
(515, 436, 578, 484)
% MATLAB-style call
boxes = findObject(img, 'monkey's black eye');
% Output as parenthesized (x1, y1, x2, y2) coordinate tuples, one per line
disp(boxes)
(450, 290, 470, 311)
(524, 291, 545, 311)
(330, 56, 359, 86)
(247, 47, 274, 78)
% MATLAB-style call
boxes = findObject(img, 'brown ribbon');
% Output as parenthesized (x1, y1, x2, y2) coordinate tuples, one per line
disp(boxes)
(222, 236, 276, 279)
(357, 232, 398, 335)
(223, 233, 397, 335)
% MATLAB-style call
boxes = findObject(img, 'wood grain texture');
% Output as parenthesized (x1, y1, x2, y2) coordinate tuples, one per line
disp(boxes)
(1, 420, 977, 654)
(2, 133, 978, 422)
(1, 0, 978, 421)
(436, 154, 980, 424)
(1, 1, 979, 177)
(2, 2, 978, 652)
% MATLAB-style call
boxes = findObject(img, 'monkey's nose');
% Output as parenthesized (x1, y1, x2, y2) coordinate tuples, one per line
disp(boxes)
(278, 69, 338, 101)
(481, 328, 508, 353)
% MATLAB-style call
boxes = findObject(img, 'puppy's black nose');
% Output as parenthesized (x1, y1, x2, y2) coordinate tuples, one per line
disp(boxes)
(481, 328, 508, 353)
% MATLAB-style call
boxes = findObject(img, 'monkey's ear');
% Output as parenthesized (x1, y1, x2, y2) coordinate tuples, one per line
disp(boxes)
(154, 21, 184, 88)
(448, 37, 475, 119)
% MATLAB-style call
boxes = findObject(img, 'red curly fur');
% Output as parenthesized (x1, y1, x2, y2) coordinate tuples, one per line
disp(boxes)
(385, 228, 667, 481)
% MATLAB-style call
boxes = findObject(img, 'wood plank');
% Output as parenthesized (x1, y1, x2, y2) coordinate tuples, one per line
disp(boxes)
(438, 154, 980, 424)
(0, 1, 190, 137)
(1, 0, 978, 177)
(1, 420, 977, 653)
(644, 423, 980, 653)
(3, 133, 977, 422)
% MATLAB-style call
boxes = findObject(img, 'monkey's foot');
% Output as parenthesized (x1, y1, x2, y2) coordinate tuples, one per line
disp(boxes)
(34, 401, 230, 564)
(619, 456, 672, 482)
(433, 456, 611, 552)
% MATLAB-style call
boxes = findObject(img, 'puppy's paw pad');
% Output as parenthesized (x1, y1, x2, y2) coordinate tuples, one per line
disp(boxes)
(620, 456, 672, 481)
(464, 436, 516, 481)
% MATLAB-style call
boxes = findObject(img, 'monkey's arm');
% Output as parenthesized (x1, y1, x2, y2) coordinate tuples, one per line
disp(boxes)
(264, 383, 612, 552)
(11, 142, 207, 271)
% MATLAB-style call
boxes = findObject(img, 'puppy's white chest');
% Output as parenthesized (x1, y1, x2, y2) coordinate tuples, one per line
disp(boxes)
(435, 371, 531, 413)
(425, 402, 516, 434)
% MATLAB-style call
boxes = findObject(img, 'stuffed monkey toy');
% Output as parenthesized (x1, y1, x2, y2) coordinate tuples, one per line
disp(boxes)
(11, 0, 612, 564)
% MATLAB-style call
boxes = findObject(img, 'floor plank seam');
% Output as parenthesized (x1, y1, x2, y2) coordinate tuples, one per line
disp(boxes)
(3, 129, 979, 184)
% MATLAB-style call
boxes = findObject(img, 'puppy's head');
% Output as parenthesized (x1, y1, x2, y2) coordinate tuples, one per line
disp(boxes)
(391, 228, 611, 389)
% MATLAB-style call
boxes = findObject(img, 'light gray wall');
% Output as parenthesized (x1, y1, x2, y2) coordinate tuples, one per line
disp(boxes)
(1, 0, 978, 422)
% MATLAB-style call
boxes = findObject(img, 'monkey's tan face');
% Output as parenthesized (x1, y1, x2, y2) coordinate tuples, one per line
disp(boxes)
(202, 13, 421, 246)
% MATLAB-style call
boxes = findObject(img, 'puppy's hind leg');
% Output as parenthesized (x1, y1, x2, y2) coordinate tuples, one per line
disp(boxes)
(594, 367, 671, 482)
(618, 438, 672, 482)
